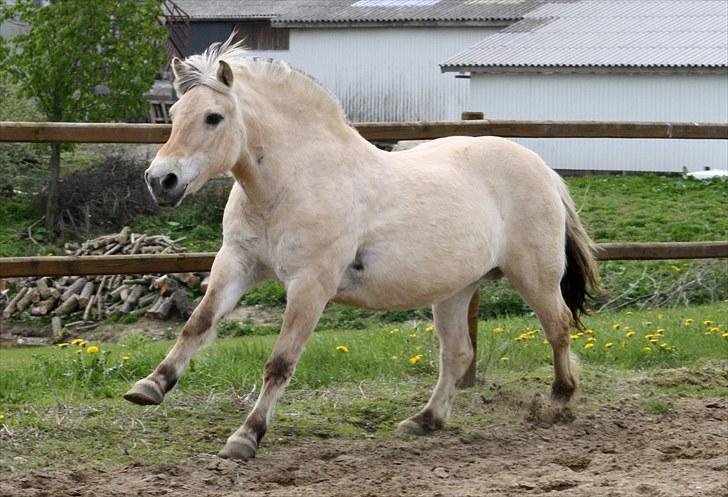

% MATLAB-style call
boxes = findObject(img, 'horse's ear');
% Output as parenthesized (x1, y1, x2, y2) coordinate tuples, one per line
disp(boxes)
(217, 60, 234, 87)
(171, 57, 186, 80)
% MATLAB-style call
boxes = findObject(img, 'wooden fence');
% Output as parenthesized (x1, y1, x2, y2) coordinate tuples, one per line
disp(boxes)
(2, 119, 727, 144)
(2, 118, 726, 387)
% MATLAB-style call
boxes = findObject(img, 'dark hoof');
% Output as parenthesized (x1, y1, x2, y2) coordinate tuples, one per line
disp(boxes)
(218, 438, 257, 460)
(124, 379, 164, 405)
(397, 419, 429, 436)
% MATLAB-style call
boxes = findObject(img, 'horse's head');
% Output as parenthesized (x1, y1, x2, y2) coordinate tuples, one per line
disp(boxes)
(146, 45, 244, 207)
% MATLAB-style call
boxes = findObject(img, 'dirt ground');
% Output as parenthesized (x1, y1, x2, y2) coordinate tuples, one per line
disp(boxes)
(1, 397, 725, 497)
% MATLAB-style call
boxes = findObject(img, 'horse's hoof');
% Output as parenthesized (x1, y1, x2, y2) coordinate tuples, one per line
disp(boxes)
(397, 419, 428, 436)
(218, 439, 257, 460)
(124, 379, 164, 405)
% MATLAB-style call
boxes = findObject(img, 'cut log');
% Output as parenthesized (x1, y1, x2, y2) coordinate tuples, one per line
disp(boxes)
(176, 272, 201, 289)
(31, 298, 57, 316)
(171, 288, 192, 318)
(138, 292, 158, 308)
(121, 284, 145, 313)
(61, 278, 87, 302)
(78, 281, 95, 308)
(83, 294, 95, 321)
(16, 288, 38, 312)
(3, 287, 28, 317)
(51, 316, 63, 338)
(109, 283, 130, 301)
(36, 277, 51, 299)
(55, 294, 79, 316)
(146, 296, 174, 320)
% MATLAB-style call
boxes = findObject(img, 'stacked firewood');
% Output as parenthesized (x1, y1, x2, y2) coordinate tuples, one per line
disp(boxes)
(1, 227, 209, 332)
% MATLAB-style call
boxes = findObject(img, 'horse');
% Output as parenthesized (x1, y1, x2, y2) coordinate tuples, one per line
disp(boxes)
(125, 35, 599, 460)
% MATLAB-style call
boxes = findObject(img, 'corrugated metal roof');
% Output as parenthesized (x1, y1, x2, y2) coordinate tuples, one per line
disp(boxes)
(274, 0, 546, 25)
(441, 0, 728, 71)
(174, 0, 549, 24)
(172, 0, 304, 20)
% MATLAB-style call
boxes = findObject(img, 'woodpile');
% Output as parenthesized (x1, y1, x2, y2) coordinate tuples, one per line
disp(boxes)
(1, 227, 209, 332)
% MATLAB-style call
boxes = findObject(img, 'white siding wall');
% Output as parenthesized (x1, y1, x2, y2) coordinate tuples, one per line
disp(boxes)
(469, 73, 728, 172)
(250, 27, 500, 122)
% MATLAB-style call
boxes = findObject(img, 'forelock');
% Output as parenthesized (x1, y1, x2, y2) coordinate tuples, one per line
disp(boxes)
(173, 33, 248, 96)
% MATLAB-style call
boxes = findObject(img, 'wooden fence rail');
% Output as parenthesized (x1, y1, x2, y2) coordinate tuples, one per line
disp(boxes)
(2, 119, 727, 144)
(2, 242, 727, 278)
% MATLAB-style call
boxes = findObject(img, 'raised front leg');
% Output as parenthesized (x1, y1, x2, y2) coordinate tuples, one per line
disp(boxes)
(218, 276, 332, 460)
(124, 247, 258, 405)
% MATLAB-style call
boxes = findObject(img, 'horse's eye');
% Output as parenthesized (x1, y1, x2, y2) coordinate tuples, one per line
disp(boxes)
(206, 113, 223, 126)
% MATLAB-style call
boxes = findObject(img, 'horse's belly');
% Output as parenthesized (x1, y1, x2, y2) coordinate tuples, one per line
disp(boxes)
(333, 241, 493, 309)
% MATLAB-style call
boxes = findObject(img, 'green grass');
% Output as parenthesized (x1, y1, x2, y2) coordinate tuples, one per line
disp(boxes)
(0, 304, 726, 470)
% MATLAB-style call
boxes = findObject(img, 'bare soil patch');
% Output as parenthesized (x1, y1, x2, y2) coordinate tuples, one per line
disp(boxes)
(2, 397, 725, 497)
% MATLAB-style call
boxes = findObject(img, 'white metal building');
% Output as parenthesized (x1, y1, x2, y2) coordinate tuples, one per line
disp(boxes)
(441, 1, 728, 173)
(173, 0, 545, 122)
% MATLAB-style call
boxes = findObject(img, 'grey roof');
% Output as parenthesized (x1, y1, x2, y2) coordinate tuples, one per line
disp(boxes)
(441, 0, 728, 72)
(273, 0, 543, 26)
(172, 0, 303, 20)
(173, 0, 544, 24)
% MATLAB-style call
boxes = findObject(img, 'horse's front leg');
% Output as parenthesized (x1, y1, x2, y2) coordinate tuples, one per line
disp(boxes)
(218, 275, 332, 460)
(124, 247, 258, 405)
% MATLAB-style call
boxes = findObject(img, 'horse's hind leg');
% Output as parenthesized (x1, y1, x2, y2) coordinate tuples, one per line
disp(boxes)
(398, 283, 477, 435)
(503, 261, 578, 407)
(124, 247, 256, 405)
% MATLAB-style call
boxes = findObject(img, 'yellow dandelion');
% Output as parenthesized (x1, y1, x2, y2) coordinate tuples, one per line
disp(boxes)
(644, 321, 653, 326)
(388, 328, 400, 335)
(57, 343, 70, 348)
(584, 328, 593, 334)
(0, 415, 4, 423)
(576, 332, 584, 338)
(570, 334, 580, 340)
(626, 331, 636, 337)
(493, 327, 505, 334)
(645, 334, 655, 339)
(586, 336, 596, 342)
(660, 343, 669, 348)
(703, 320, 713, 326)
(612, 323, 621, 330)
(584, 343, 594, 349)
(649, 338, 658, 344)
(500, 356, 509, 363)
(641, 346, 652, 353)
(722, 332, 728, 338)
(604, 342, 613, 349)
(336, 345, 349, 353)
(409, 332, 417, 338)
(671, 265, 681, 272)
(657, 314, 663, 320)
(71, 338, 82, 345)
(409, 354, 423, 365)
(709, 327, 720, 333)
(75, 350, 82, 354)
(684, 319, 693, 326)
(626, 311, 633, 315)
(78, 341, 87, 348)
(121, 355, 130, 361)
(425, 324, 435, 333)
(87, 346, 99, 354)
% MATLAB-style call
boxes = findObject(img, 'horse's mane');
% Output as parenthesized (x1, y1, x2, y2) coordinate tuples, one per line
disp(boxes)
(173, 34, 347, 121)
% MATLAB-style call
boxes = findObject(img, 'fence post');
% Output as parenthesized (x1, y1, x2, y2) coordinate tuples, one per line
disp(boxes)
(459, 111, 484, 388)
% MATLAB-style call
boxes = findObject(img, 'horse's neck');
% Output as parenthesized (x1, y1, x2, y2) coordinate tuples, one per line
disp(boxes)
(231, 73, 377, 208)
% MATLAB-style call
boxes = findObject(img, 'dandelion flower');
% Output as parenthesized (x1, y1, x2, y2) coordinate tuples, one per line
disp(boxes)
(585, 328, 593, 334)
(660, 343, 669, 348)
(644, 321, 653, 326)
(604, 342, 613, 349)
(671, 265, 681, 272)
(75, 350, 82, 354)
(87, 346, 99, 354)
(703, 320, 714, 326)
(612, 323, 621, 330)
(425, 324, 435, 333)
(336, 345, 349, 353)
(409, 354, 423, 365)
(626, 331, 636, 337)
(121, 355, 130, 361)
(641, 346, 652, 353)
(57, 343, 70, 348)
(0, 415, 4, 423)
(586, 337, 596, 343)
(500, 356, 509, 363)
(584, 343, 594, 349)
(71, 338, 83, 345)
(684, 319, 693, 326)
(570, 334, 580, 340)
(493, 327, 505, 334)
(722, 332, 728, 338)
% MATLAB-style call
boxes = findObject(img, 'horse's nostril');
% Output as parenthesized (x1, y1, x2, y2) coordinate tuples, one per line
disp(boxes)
(161, 173, 178, 191)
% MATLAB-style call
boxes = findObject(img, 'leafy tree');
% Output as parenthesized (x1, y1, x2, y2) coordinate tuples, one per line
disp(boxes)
(0, 0, 168, 234)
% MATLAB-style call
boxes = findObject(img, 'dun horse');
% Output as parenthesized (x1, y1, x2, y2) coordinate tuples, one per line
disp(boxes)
(126, 36, 599, 460)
